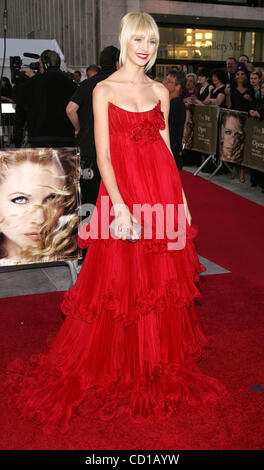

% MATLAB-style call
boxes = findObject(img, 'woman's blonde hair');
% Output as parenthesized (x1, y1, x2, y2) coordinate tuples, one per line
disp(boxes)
(119, 12, 159, 73)
(0, 148, 81, 263)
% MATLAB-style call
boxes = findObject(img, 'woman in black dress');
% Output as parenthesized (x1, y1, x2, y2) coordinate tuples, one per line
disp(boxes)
(225, 63, 255, 114)
(194, 68, 214, 104)
(225, 63, 255, 183)
(203, 69, 226, 107)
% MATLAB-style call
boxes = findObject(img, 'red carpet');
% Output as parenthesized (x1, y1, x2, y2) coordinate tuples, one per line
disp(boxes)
(181, 170, 264, 287)
(0, 170, 264, 449)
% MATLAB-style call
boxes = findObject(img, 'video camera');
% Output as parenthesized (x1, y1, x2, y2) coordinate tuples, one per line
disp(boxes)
(9, 52, 40, 84)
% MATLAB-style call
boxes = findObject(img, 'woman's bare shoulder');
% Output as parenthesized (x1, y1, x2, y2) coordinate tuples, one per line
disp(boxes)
(94, 79, 111, 97)
(93, 72, 121, 101)
(151, 80, 169, 102)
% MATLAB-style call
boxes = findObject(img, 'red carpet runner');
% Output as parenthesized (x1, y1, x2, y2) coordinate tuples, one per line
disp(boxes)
(0, 170, 263, 449)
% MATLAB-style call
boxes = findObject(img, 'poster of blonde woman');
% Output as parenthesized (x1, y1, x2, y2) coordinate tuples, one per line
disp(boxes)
(219, 109, 248, 164)
(0, 148, 81, 266)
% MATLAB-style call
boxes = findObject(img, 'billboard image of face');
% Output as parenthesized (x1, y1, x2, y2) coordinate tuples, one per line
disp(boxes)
(220, 110, 247, 164)
(183, 105, 194, 149)
(0, 148, 81, 266)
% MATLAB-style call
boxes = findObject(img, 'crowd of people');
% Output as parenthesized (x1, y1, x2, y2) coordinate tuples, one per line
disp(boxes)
(161, 55, 264, 190)
(1, 51, 264, 198)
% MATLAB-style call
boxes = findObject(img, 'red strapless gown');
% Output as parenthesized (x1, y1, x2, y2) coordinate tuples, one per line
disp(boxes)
(6, 100, 228, 432)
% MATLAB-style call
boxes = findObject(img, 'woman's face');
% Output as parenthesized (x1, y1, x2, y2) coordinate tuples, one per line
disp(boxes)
(212, 74, 220, 86)
(186, 77, 195, 90)
(198, 75, 208, 86)
(250, 73, 259, 87)
(0, 160, 65, 257)
(126, 32, 156, 68)
(163, 74, 176, 95)
(221, 115, 243, 159)
(235, 70, 246, 83)
(239, 56, 248, 64)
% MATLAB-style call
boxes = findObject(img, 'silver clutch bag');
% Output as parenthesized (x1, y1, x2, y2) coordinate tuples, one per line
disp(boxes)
(109, 219, 142, 243)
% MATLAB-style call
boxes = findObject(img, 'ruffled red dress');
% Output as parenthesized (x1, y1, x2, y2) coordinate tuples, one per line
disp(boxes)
(6, 100, 228, 432)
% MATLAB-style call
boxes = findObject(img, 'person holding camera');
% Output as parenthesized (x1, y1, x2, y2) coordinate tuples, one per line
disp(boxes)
(14, 50, 77, 148)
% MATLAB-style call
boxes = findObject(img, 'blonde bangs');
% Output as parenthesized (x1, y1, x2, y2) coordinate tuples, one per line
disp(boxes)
(119, 12, 159, 72)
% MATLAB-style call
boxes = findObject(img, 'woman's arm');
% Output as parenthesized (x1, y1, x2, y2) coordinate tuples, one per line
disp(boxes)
(66, 101, 80, 135)
(225, 87, 232, 108)
(215, 92, 225, 106)
(155, 83, 192, 226)
(93, 82, 138, 237)
(193, 96, 204, 105)
(93, 82, 126, 211)
(203, 93, 211, 105)
(1, 96, 13, 102)
(208, 93, 225, 106)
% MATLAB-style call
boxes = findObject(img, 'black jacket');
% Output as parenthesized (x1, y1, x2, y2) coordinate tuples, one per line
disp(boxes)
(71, 66, 116, 164)
(168, 96, 186, 172)
(14, 67, 77, 146)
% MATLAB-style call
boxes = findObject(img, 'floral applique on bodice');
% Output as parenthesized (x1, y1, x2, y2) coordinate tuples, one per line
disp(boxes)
(108, 100, 165, 143)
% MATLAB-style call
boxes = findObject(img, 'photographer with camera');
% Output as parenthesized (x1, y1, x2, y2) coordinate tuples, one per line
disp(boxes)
(13, 49, 77, 148)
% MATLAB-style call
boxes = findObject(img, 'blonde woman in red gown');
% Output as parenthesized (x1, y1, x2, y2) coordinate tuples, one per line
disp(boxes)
(7, 12, 228, 432)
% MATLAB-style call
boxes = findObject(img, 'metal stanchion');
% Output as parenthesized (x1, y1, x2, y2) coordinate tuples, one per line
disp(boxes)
(194, 154, 215, 176)
(209, 160, 233, 180)
(64, 260, 80, 287)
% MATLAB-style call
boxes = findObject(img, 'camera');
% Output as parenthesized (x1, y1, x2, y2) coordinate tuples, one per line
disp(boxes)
(9, 53, 40, 84)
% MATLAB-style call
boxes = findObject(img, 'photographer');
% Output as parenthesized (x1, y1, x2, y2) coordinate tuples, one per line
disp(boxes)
(14, 50, 77, 148)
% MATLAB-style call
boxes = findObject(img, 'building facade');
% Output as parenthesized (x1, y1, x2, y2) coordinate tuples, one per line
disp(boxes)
(1, 0, 264, 76)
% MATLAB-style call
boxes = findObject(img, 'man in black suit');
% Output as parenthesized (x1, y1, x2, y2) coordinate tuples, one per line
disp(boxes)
(163, 69, 186, 172)
(14, 50, 77, 148)
(226, 57, 237, 85)
(66, 46, 119, 207)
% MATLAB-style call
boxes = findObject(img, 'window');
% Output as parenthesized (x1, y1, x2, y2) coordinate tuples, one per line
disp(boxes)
(158, 27, 264, 63)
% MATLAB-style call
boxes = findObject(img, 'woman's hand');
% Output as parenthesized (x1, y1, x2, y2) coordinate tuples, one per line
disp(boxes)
(244, 94, 252, 102)
(249, 110, 260, 118)
(186, 96, 196, 105)
(112, 203, 140, 240)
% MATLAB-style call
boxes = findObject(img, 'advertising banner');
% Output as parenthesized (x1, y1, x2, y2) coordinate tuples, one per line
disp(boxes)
(183, 104, 219, 155)
(243, 117, 264, 173)
(183, 104, 195, 150)
(219, 108, 248, 164)
(0, 147, 81, 266)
